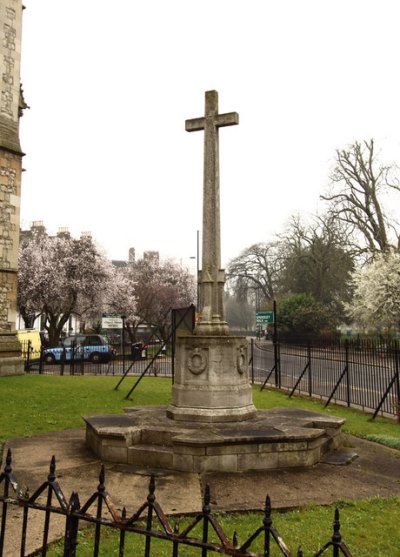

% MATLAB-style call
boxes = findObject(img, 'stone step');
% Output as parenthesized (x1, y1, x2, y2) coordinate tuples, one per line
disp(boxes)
(140, 427, 177, 446)
(127, 444, 173, 469)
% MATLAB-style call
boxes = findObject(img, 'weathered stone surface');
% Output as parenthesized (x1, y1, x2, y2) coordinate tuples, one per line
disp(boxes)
(172, 452, 194, 471)
(0, 1, 25, 377)
(185, 90, 238, 336)
(237, 451, 279, 471)
(0, 331, 23, 375)
(128, 445, 173, 469)
(0, 1, 24, 154)
(84, 406, 345, 472)
(168, 334, 256, 422)
(194, 453, 238, 473)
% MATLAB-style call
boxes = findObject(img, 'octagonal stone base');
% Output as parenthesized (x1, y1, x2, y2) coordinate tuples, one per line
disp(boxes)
(84, 407, 345, 473)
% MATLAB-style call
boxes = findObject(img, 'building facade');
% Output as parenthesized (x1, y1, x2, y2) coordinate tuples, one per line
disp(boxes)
(0, 0, 26, 374)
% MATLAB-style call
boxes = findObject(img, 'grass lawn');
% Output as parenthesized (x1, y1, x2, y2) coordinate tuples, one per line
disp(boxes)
(1, 374, 399, 444)
(1, 374, 399, 556)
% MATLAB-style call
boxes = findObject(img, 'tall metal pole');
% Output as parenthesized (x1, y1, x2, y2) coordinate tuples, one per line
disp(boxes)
(121, 315, 126, 373)
(196, 229, 200, 311)
(273, 300, 279, 387)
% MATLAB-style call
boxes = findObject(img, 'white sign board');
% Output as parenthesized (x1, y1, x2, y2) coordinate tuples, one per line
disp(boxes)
(101, 316, 123, 329)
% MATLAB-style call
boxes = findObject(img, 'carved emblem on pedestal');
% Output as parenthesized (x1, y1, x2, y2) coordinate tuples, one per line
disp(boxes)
(187, 347, 208, 375)
(237, 346, 246, 374)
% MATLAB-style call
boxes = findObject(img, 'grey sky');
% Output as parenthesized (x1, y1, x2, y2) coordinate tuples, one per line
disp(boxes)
(19, 0, 400, 268)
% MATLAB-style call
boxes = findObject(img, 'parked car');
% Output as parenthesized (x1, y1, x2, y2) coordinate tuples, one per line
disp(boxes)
(42, 334, 114, 364)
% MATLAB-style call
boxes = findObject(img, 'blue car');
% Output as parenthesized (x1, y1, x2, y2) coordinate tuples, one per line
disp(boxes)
(43, 334, 114, 364)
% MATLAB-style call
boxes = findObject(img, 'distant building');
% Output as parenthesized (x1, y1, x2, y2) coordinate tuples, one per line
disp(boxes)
(143, 251, 160, 264)
(112, 247, 160, 268)
(20, 222, 84, 243)
(56, 227, 71, 239)
(111, 259, 129, 268)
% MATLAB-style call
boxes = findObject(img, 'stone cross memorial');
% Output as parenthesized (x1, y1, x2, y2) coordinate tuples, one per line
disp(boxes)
(185, 90, 238, 336)
(167, 90, 256, 422)
(85, 90, 346, 473)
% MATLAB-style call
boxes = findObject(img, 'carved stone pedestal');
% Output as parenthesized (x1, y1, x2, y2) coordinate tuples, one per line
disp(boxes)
(167, 335, 256, 422)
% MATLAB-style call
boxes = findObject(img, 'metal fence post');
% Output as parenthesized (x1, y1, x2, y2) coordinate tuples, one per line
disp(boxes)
(273, 339, 278, 388)
(345, 340, 351, 407)
(250, 338, 254, 384)
(0, 450, 12, 557)
(202, 484, 211, 557)
(145, 475, 156, 557)
(121, 315, 126, 375)
(26, 340, 31, 372)
(307, 343, 312, 397)
(263, 495, 272, 557)
(332, 508, 340, 557)
(394, 340, 400, 420)
(71, 340, 76, 376)
(63, 492, 80, 557)
(39, 345, 44, 374)
(61, 347, 66, 376)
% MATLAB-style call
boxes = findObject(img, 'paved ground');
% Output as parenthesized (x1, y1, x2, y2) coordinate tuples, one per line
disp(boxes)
(2, 429, 400, 555)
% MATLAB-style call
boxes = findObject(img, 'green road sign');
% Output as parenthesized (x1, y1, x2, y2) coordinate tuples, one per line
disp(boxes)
(256, 311, 274, 324)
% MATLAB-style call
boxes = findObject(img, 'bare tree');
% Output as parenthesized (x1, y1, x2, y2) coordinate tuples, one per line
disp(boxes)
(279, 214, 354, 310)
(226, 242, 284, 306)
(322, 139, 400, 256)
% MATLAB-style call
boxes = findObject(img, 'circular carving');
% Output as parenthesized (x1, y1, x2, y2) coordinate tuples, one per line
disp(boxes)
(237, 346, 246, 374)
(187, 348, 208, 375)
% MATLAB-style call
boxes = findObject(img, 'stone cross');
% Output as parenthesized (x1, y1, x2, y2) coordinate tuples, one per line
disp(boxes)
(185, 90, 238, 336)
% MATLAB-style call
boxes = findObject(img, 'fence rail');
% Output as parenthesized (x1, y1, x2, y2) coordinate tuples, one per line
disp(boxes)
(250, 338, 400, 419)
(0, 449, 353, 557)
(20, 339, 173, 378)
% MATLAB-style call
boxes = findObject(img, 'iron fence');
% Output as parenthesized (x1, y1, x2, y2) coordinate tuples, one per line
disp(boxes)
(0, 449, 352, 557)
(20, 340, 173, 378)
(250, 338, 400, 419)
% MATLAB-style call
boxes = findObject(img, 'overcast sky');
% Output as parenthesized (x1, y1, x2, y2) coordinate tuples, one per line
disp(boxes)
(19, 0, 400, 269)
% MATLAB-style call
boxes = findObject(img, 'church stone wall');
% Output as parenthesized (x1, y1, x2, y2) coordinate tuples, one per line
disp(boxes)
(0, 1, 23, 122)
(0, 0, 24, 373)
(0, 149, 21, 330)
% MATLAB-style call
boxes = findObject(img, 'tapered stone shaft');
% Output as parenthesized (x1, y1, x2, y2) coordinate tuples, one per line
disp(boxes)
(186, 90, 238, 335)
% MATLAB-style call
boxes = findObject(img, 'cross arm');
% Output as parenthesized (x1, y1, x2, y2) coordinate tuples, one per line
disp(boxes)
(216, 112, 239, 127)
(185, 112, 239, 133)
(185, 117, 205, 132)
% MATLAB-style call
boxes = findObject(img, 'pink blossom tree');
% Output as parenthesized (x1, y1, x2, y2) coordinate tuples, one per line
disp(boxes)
(18, 234, 114, 346)
(107, 258, 196, 342)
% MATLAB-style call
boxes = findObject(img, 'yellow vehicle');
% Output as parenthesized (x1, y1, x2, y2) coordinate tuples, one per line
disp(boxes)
(16, 329, 42, 361)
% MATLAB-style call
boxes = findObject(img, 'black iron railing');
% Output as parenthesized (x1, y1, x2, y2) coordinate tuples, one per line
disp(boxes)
(251, 338, 400, 419)
(21, 339, 173, 378)
(0, 449, 352, 557)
